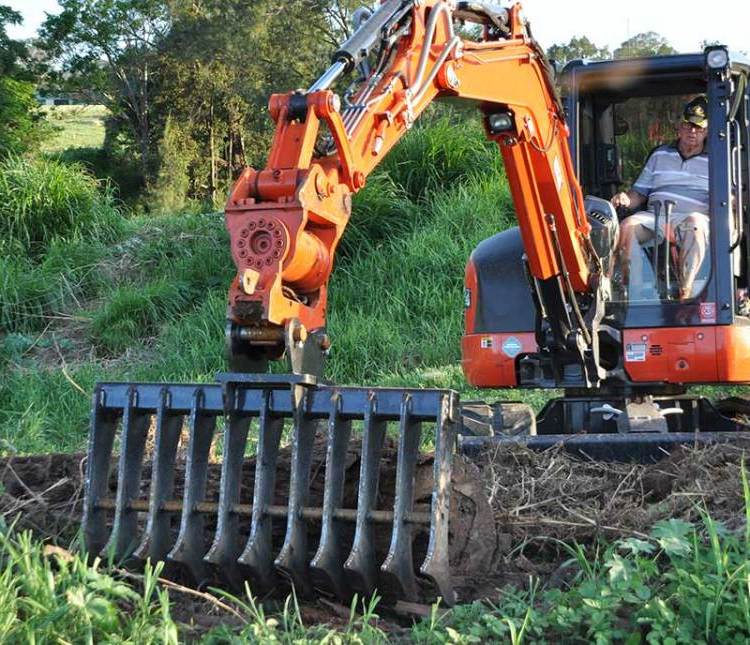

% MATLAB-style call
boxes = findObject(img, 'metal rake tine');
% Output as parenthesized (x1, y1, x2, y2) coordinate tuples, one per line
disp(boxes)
(419, 394, 457, 606)
(310, 391, 353, 599)
(83, 386, 121, 557)
(102, 386, 151, 562)
(134, 388, 184, 563)
(204, 399, 252, 588)
(168, 388, 216, 584)
(239, 389, 284, 591)
(344, 391, 387, 597)
(380, 393, 421, 601)
(275, 383, 317, 596)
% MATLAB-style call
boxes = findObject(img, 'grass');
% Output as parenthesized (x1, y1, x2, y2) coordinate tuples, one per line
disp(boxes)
(413, 495, 750, 644)
(0, 155, 121, 256)
(0, 529, 179, 643)
(5, 491, 750, 642)
(0, 113, 520, 453)
(41, 105, 108, 153)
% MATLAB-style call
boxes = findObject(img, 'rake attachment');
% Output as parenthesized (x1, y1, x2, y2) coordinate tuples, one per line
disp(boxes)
(83, 373, 459, 605)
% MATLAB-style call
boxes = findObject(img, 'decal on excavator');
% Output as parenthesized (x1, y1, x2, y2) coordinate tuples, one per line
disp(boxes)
(625, 343, 647, 362)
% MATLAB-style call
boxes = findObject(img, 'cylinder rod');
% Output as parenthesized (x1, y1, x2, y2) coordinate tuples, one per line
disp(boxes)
(309, 61, 347, 92)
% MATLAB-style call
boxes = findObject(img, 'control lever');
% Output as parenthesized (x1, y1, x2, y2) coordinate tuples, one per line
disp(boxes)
(663, 200, 676, 299)
(651, 200, 662, 296)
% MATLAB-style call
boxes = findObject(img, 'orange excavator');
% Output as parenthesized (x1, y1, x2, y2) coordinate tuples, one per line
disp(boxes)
(84, 1, 750, 605)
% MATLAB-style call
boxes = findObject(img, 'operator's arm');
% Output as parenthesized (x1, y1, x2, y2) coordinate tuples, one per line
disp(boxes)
(611, 189, 647, 210)
(611, 146, 659, 211)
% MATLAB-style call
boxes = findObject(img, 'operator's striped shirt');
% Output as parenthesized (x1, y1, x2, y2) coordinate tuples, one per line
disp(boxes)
(632, 142, 709, 215)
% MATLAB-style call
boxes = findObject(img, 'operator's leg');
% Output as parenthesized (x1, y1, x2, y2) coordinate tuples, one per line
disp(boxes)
(618, 214, 654, 296)
(676, 213, 709, 300)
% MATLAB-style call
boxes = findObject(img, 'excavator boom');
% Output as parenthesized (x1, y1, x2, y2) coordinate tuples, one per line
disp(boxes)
(225, 0, 607, 386)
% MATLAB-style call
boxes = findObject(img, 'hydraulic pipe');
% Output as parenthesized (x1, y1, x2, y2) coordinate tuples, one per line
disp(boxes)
(332, 0, 405, 74)
(309, 61, 348, 92)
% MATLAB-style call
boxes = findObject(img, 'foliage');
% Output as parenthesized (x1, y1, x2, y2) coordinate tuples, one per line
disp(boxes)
(0, 4, 27, 77)
(150, 115, 200, 212)
(546, 36, 610, 66)
(0, 155, 121, 256)
(151, 0, 345, 204)
(0, 6, 50, 156)
(614, 32, 678, 59)
(415, 507, 750, 644)
(0, 77, 50, 156)
(0, 530, 178, 644)
(204, 588, 387, 643)
(39, 0, 171, 175)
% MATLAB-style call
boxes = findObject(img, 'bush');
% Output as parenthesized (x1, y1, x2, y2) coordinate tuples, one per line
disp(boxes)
(0, 156, 122, 255)
(89, 279, 192, 355)
(0, 77, 50, 156)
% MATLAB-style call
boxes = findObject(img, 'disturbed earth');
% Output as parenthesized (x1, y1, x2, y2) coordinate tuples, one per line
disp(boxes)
(2, 437, 750, 631)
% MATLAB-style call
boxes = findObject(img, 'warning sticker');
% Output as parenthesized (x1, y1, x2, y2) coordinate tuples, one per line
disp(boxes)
(480, 337, 493, 349)
(502, 336, 523, 358)
(625, 342, 647, 362)
(700, 302, 717, 323)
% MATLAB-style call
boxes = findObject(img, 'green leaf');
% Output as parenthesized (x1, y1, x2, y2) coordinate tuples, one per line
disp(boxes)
(606, 553, 632, 585)
(619, 538, 656, 556)
(651, 519, 694, 557)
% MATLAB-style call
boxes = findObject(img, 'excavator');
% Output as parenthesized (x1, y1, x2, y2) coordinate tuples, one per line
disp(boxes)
(83, 1, 750, 606)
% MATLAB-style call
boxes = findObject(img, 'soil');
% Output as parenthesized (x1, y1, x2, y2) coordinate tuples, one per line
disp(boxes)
(2, 438, 750, 633)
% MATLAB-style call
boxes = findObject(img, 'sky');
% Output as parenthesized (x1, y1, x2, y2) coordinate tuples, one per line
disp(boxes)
(4, 0, 749, 54)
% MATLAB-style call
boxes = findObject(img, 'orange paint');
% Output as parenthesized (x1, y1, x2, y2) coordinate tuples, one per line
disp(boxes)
(462, 332, 537, 387)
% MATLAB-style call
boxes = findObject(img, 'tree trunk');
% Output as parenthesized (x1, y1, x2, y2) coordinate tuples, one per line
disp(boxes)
(209, 96, 217, 204)
(227, 118, 234, 185)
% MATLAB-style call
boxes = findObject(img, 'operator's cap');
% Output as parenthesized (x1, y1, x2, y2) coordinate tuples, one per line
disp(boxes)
(683, 95, 708, 128)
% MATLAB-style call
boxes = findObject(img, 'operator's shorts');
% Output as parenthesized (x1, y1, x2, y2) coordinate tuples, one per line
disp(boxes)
(624, 209, 709, 244)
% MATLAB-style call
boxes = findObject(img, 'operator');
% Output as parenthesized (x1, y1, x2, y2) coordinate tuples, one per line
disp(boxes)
(611, 96, 709, 301)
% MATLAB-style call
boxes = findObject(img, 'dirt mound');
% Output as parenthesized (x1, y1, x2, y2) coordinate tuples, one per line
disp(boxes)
(464, 440, 750, 595)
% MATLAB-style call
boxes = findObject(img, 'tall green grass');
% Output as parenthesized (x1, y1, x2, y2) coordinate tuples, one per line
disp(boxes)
(329, 173, 513, 383)
(1, 114, 515, 453)
(0, 156, 121, 255)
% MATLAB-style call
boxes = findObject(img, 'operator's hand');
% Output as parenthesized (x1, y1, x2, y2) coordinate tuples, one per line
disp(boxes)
(611, 192, 631, 209)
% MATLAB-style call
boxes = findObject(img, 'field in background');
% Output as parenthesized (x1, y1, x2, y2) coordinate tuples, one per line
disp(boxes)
(41, 105, 108, 153)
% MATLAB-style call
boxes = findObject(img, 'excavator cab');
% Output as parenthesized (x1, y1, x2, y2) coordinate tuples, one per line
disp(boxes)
(462, 46, 750, 448)
(565, 49, 749, 319)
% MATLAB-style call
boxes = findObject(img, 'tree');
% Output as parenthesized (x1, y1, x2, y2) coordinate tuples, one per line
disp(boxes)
(546, 36, 610, 66)
(614, 32, 676, 59)
(152, 0, 348, 204)
(0, 5, 48, 156)
(0, 4, 27, 77)
(39, 0, 171, 177)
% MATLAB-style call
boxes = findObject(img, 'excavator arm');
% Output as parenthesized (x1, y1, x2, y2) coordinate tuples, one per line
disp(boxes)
(225, 0, 607, 385)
